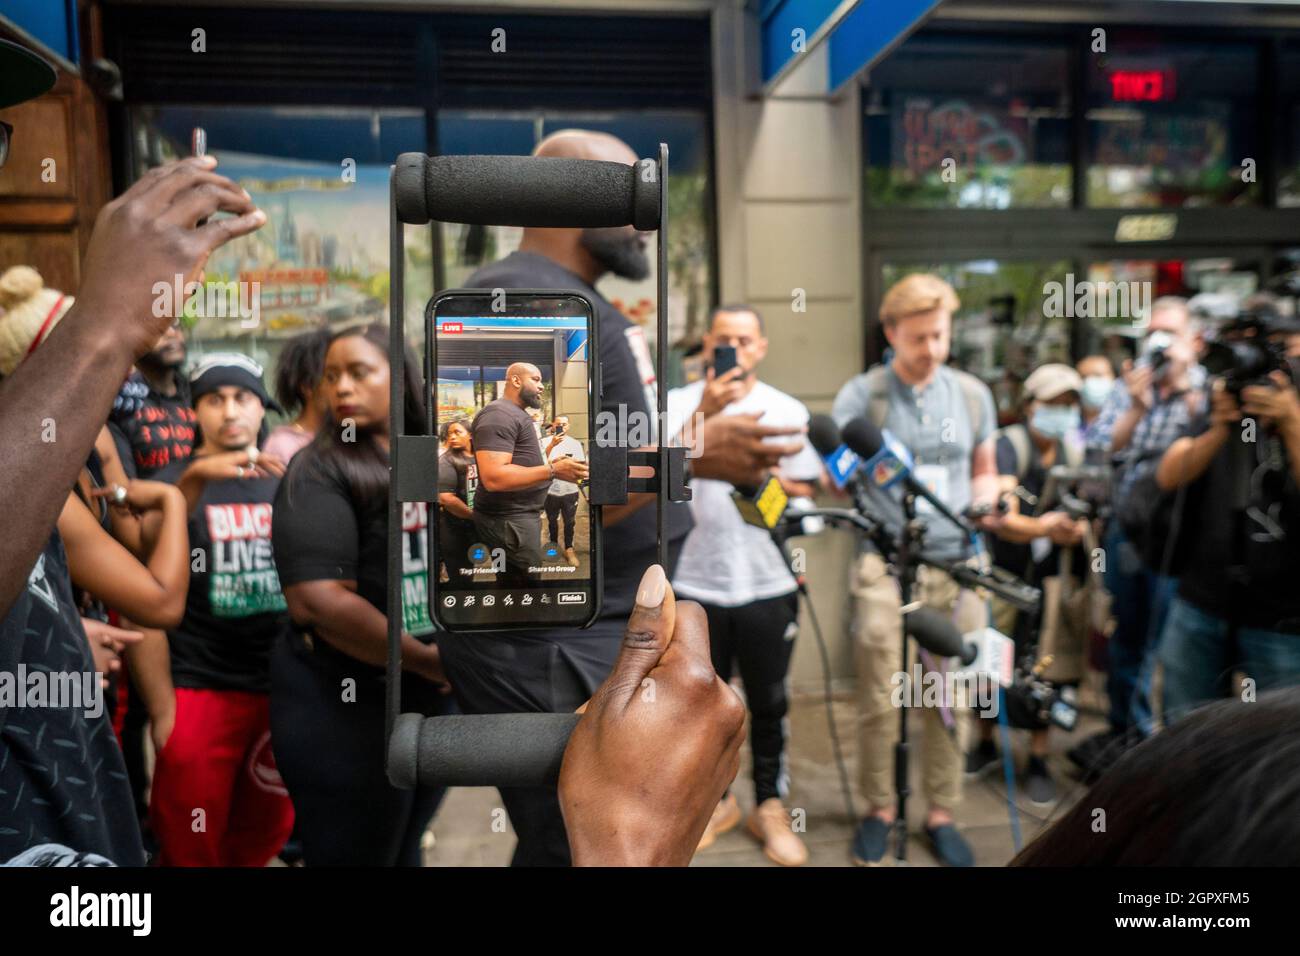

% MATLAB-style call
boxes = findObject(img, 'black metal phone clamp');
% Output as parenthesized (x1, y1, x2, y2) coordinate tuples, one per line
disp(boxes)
(385, 145, 690, 790)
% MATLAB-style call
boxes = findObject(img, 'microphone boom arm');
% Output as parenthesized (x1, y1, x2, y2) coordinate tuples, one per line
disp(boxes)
(788, 506, 1041, 615)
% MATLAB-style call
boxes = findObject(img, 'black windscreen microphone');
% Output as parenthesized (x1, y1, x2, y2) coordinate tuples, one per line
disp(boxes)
(839, 416, 890, 460)
(808, 413, 871, 492)
(392, 153, 661, 230)
(905, 606, 978, 665)
(808, 413, 843, 458)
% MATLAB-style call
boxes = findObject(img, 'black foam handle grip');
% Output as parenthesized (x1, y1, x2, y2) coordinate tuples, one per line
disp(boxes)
(393, 153, 660, 230)
(387, 711, 582, 790)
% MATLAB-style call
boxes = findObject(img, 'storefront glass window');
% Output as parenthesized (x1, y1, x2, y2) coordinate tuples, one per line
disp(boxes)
(1085, 256, 1263, 366)
(863, 37, 1072, 209)
(1279, 42, 1300, 207)
(880, 259, 1074, 423)
(129, 106, 433, 377)
(436, 110, 714, 345)
(1086, 37, 1259, 208)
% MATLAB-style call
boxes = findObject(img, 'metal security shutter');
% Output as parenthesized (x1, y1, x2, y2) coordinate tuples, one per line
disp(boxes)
(104, 6, 434, 106)
(433, 14, 712, 111)
(438, 337, 555, 369)
(103, 6, 710, 111)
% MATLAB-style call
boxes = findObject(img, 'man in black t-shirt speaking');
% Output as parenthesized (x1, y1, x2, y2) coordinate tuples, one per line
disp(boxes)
(471, 362, 588, 587)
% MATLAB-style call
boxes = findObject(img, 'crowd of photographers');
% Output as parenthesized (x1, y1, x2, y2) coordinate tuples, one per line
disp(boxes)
(3, 34, 1300, 870)
(832, 278, 1300, 866)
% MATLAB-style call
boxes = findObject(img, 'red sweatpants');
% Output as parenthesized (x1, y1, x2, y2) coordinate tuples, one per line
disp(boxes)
(151, 687, 295, 867)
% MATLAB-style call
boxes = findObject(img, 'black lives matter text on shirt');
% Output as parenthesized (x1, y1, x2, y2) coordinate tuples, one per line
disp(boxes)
(272, 450, 435, 658)
(470, 398, 549, 517)
(154, 460, 290, 694)
(466, 252, 692, 620)
(109, 371, 196, 479)
(437, 450, 477, 534)
(0, 532, 145, 866)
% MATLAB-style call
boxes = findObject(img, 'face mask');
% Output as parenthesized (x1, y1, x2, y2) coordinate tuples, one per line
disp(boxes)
(1030, 404, 1081, 440)
(1081, 375, 1112, 409)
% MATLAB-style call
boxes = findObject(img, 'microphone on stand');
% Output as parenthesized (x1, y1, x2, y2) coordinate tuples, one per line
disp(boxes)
(840, 417, 977, 536)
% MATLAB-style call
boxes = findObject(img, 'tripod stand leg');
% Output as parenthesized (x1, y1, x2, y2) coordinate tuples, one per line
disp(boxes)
(894, 732, 909, 863)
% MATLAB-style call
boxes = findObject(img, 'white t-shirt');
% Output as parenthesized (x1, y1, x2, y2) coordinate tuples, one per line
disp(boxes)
(666, 379, 822, 607)
(543, 434, 586, 496)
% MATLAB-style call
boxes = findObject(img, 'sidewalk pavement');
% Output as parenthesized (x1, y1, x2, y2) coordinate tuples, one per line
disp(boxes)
(424, 681, 1108, 867)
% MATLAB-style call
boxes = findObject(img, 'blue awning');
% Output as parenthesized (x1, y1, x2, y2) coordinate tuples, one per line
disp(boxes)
(760, 0, 942, 95)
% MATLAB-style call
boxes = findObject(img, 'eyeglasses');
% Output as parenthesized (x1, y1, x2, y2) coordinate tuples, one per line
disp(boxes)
(0, 121, 12, 169)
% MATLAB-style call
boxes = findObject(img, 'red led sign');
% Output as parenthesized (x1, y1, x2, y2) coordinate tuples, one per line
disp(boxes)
(1109, 69, 1176, 102)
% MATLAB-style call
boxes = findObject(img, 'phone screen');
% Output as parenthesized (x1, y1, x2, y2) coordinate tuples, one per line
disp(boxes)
(428, 290, 601, 631)
(713, 344, 738, 379)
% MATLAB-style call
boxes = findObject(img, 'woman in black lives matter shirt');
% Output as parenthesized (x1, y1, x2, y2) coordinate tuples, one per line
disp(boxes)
(272, 323, 453, 866)
(437, 417, 477, 585)
(139, 354, 296, 867)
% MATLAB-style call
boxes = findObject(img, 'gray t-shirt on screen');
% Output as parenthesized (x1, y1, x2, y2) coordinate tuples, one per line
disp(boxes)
(831, 363, 996, 562)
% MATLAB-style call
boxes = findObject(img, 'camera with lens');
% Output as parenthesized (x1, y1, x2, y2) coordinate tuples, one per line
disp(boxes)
(1202, 307, 1295, 396)
(1003, 663, 1079, 732)
(1041, 462, 1112, 522)
(1137, 329, 1174, 375)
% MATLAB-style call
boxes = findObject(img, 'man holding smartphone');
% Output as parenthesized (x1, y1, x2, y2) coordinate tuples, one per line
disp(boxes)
(667, 304, 823, 866)
(543, 416, 586, 568)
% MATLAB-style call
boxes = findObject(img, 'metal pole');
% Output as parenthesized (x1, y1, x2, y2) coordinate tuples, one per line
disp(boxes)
(656, 143, 669, 570)
(385, 168, 405, 745)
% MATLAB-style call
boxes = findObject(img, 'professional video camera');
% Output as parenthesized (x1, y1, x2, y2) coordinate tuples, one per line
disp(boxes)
(996, 462, 1110, 735)
(1003, 662, 1080, 732)
(1038, 462, 1113, 523)
(1202, 306, 1296, 396)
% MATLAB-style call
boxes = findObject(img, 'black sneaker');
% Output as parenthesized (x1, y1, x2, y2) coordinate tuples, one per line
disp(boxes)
(965, 738, 998, 777)
(1025, 756, 1056, 806)
(850, 816, 890, 866)
(924, 823, 974, 867)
